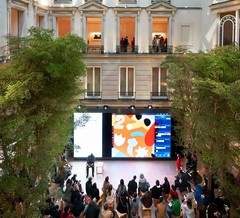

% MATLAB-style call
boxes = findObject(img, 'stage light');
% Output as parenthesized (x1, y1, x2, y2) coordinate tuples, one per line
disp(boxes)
(129, 105, 135, 109)
(148, 105, 153, 109)
(76, 105, 82, 111)
(103, 105, 109, 109)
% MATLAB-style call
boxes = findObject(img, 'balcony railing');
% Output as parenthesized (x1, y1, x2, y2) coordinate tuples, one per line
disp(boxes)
(119, 0, 137, 3)
(116, 45, 138, 54)
(151, 92, 169, 100)
(85, 91, 102, 99)
(151, 0, 171, 3)
(149, 45, 173, 54)
(54, 0, 72, 3)
(85, 0, 102, 2)
(118, 92, 136, 99)
(84, 45, 174, 54)
(87, 45, 104, 54)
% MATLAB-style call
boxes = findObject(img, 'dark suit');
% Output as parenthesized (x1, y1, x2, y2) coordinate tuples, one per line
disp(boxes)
(86, 154, 95, 177)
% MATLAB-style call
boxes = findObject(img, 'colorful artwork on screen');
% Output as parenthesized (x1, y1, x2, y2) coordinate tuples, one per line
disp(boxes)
(112, 114, 171, 158)
(112, 114, 155, 157)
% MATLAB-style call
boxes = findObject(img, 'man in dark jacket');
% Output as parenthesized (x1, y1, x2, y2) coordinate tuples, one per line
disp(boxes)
(151, 180, 162, 201)
(85, 177, 93, 196)
(86, 153, 95, 177)
(84, 198, 100, 218)
(128, 175, 137, 196)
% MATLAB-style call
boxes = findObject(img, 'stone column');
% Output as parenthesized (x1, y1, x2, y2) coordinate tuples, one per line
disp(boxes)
(115, 10, 119, 52)
(148, 12, 152, 52)
(168, 15, 172, 52)
(235, 10, 239, 45)
(71, 10, 75, 34)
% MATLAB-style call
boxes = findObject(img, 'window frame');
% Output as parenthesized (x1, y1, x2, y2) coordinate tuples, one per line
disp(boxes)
(219, 15, 236, 46)
(85, 66, 102, 99)
(151, 67, 168, 99)
(119, 66, 135, 99)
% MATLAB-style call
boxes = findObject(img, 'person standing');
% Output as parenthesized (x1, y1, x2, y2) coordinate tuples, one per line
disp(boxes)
(85, 177, 93, 196)
(84, 198, 100, 218)
(131, 37, 135, 52)
(128, 175, 137, 196)
(86, 153, 95, 178)
(151, 180, 162, 206)
(102, 176, 111, 201)
(162, 177, 170, 200)
(91, 182, 100, 202)
(123, 36, 129, 52)
(176, 153, 182, 172)
(138, 173, 150, 194)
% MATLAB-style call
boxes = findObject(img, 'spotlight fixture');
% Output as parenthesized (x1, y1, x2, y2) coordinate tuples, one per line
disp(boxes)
(103, 105, 109, 109)
(147, 105, 153, 109)
(129, 105, 135, 109)
(76, 105, 82, 110)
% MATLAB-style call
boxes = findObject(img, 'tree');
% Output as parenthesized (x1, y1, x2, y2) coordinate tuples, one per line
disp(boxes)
(0, 27, 86, 217)
(163, 46, 240, 215)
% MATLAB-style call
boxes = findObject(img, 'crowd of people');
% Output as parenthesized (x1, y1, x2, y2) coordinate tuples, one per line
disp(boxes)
(152, 35, 167, 53)
(44, 152, 230, 218)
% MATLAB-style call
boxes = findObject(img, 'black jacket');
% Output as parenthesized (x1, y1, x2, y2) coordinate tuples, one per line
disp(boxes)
(151, 185, 162, 199)
(128, 179, 137, 195)
(84, 202, 100, 218)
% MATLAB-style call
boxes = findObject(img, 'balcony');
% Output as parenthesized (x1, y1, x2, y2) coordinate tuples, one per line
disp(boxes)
(84, 91, 102, 99)
(116, 45, 138, 54)
(85, 0, 102, 2)
(151, 0, 171, 3)
(118, 92, 136, 99)
(149, 45, 173, 54)
(151, 92, 169, 100)
(54, 0, 72, 3)
(119, 0, 137, 3)
(87, 45, 104, 54)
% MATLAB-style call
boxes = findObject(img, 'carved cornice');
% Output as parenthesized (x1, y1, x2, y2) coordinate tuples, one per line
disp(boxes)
(210, 0, 240, 11)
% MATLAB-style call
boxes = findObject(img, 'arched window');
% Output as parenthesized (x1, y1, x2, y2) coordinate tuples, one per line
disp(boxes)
(219, 15, 235, 46)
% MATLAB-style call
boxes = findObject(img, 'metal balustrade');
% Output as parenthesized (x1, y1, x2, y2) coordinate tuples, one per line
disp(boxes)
(86, 45, 104, 54)
(85, 91, 102, 99)
(151, 92, 169, 100)
(118, 92, 136, 99)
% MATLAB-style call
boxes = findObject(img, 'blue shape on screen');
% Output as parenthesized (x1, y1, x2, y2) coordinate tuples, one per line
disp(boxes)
(130, 131, 144, 137)
(112, 147, 128, 157)
(154, 114, 171, 158)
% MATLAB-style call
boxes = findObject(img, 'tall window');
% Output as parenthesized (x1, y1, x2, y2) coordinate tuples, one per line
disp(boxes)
(120, 17, 135, 53)
(86, 67, 101, 98)
(36, 15, 44, 29)
(87, 17, 101, 45)
(152, 17, 168, 53)
(57, 17, 71, 37)
(152, 67, 167, 98)
(220, 15, 235, 46)
(119, 67, 135, 98)
(11, 8, 24, 37)
(86, 17, 102, 53)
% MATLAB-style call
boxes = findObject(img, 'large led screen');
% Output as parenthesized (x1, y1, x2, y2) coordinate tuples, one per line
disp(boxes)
(112, 114, 171, 158)
(74, 113, 102, 158)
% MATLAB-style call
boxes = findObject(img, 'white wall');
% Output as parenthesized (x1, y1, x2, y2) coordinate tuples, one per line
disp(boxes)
(172, 9, 202, 52)
(0, 1, 8, 57)
(200, 0, 219, 51)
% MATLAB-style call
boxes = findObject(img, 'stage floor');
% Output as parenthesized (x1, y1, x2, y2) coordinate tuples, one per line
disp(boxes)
(69, 159, 177, 195)
(68, 160, 178, 217)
